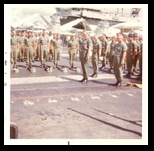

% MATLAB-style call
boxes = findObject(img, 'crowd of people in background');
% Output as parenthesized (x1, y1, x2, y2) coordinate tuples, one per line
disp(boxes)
(10, 29, 143, 86)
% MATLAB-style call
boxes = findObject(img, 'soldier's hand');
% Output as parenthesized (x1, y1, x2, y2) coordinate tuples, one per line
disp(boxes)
(86, 54, 89, 62)
(120, 60, 124, 65)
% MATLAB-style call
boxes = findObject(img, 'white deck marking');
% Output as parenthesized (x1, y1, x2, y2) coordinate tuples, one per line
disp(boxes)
(109, 94, 118, 98)
(48, 98, 58, 103)
(91, 96, 101, 99)
(71, 97, 80, 102)
(23, 100, 34, 105)
(126, 93, 134, 96)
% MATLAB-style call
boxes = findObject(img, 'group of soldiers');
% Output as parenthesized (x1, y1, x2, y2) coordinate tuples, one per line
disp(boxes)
(10, 29, 143, 86)
(10, 30, 63, 70)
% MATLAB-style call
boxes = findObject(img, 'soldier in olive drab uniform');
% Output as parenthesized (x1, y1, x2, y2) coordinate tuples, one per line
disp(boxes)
(113, 33, 127, 87)
(133, 34, 140, 74)
(99, 34, 108, 70)
(126, 31, 138, 78)
(75, 33, 80, 60)
(11, 30, 19, 68)
(122, 34, 129, 72)
(138, 36, 143, 80)
(106, 36, 111, 65)
(78, 31, 93, 84)
(31, 32, 38, 62)
(39, 31, 49, 68)
(36, 32, 42, 61)
(48, 32, 54, 61)
(67, 35, 79, 68)
(24, 32, 35, 69)
(90, 35, 101, 78)
(18, 31, 26, 62)
(50, 33, 62, 68)
(109, 36, 116, 73)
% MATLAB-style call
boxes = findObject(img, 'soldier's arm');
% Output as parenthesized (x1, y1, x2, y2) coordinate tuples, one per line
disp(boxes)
(133, 43, 137, 59)
(98, 42, 102, 59)
(105, 41, 108, 53)
(87, 38, 93, 59)
(121, 43, 127, 65)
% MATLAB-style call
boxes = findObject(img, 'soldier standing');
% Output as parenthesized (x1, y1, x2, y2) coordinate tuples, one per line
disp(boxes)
(48, 32, 54, 61)
(39, 30, 49, 68)
(133, 34, 140, 74)
(109, 36, 116, 73)
(50, 33, 63, 68)
(18, 31, 25, 62)
(113, 33, 127, 87)
(138, 36, 143, 80)
(78, 31, 92, 83)
(90, 35, 101, 78)
(67, 35, 79, 68)
(99, 34, 108, 70)
(24, 31, 35, 69)
(10, 30, 19, 68)
(126, 31, 137, 78)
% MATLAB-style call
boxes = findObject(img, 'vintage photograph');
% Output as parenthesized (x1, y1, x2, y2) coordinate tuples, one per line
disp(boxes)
(4, 4, 148, 145)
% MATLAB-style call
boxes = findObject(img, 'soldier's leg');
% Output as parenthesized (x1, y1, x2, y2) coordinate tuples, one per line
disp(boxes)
(69, 52, 72, 67)
(13, 49, 17, 68)
(113, 57, 119, 82)
(44, 50, 48, 67)
(20, 46, 24, 62)
(54, 50, 58, 67)
(103, 55, 107, 67)
(26, 47, 30, 67)
(10, 48, 13, 68)
(57, 50, 61, 66)
(93, 54, 98, 74)
(82, 52, 89, 80)
(139, 55, 142, 78)
(40, 46, 44, 66)
(29, 47, 33, 67)
(126, 55, 133, 77)
(72, 52, 76, 68)
(133, 55, 138, 72)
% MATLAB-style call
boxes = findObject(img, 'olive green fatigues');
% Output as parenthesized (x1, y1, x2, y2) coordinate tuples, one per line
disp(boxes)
(39, 36, 49, 66)
(139, 43, 142, 77)
(92, 40, 102, 74)
(100, 39, 108, 67)
(126, 41, 137, 74)
(133, 42, 140, 72)
(109, 41, 116, 69)
(68, 40, 78, 67)
(50, 39, 62, 66)
(11, 36, 19, 67)
(25, 37, 34, 66)
(18, 36, 26, 61)
(113, 42, 127, 82)
(79, 37, 92, 80)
